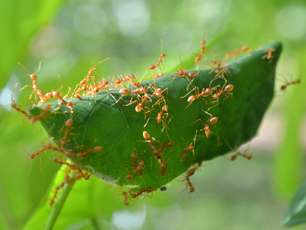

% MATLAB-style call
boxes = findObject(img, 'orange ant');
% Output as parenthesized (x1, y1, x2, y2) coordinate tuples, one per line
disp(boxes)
(87, 79, 109, 96)
(143, 131, 152, 140)
(280, 77, 301, 92)
(144, 106, 172, 131)
(179, 168, 196, 194)
(49, 169, 90, 207)
(75, 144, 103, 158)
(180, 131, 197, 161)
(130, 187, 154, 199)
(211, 58, 223, 68)
(18, 61, 46, 103)
(160, 162, 168, 176)
(29, 142, 53, 159)
(225, 45, 250, 59)
(118, 189, 132, 206)
(209, 84, 234, 108)
(262, 47, 275, 60)
(78, 58, 109, 87)
(11, 99, 33, 121)
(191, 112, 218, 138)
(240, 45, 250, 52)
(193, 26, 216, 70)
(49, 181, 65, 207)
(181, 86, 212, 111)
(112, 74, 137, 88)
(148, 53, 167, 71)
(135, 93, 152, 112)
(223, 139, 253, 161)
(60, 118, 74, 148)
(174, 56, 198, 89)
(12, 99, 53, 124)
(181, 143, 194, 161)
(154, 73, 164, 79)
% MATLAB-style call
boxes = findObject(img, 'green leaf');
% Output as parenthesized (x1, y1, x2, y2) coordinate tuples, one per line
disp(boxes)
(282, 179, 306, 227)
(28, 41, 282, 193)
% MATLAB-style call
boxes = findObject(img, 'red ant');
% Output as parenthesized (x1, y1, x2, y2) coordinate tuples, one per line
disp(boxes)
(12, 99, 52, 124)
(87, 79, 109, 96)
(262, 47, 275, 60)
(118, 189, 132, 206)
(280, 77, 301, 92)
(223, 139, 253, 161)
(209, 84, 234, 108)
(113, 74, 136, 88)
(179, 168, 196, 194)
(211, 58, 223, 68)
(193, 26, 216, 70)
(78, 58, 109, 87)
(148, 53, 167, 71)
(18, 61, 46, 103)
(135, 93, 152, 112)
(180, 131, 197, 161)
(191, 112, 218, 138)
(181, 86, 212, 111)
(225, 45, 250, 59)
(130, 187, 154, 199)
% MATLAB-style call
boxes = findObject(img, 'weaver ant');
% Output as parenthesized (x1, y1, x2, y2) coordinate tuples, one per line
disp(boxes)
(262, 47, 275, 60)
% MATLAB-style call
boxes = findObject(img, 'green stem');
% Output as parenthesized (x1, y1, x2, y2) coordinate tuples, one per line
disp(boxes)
(44, 178, 76, 230)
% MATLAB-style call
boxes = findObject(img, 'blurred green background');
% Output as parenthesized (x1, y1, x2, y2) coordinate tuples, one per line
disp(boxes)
(0, 0, 306, 229)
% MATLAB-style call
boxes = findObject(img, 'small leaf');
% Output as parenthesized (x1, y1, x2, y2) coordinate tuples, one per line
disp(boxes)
(282, 179, 306, 227)
(28, 41, 282, 193)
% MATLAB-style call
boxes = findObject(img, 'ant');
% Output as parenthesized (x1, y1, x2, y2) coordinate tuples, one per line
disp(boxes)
(280, 77, 301, 92)
(181, 86, 212, 111)
(179, 168, 196, 195)
(193, 26, 216, 70)
(12, 99, 52, 124)
(223, 139, 253, 161)
(148, 53, 167, 70)
(78, 58, 109, 87)
(112, 74, 136, 88)
(135, 93, 152, 112)
(191, 111, 218, 138)
(29, 142, 52, 159)
(180, 131, 197, 160)
(209, 84, 234, 108)
(129, 187, 154, 199)
(118, 189, 132, 206)
(144, 106, 172, 131)
(225, 45, 250, 59)
(18, 61, 46, 103)
(174, 56, 198, 89)
(262, 47, 275, 60)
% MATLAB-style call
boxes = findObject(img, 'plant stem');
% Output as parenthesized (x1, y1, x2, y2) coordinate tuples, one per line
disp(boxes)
(44, 178, 76, 230)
